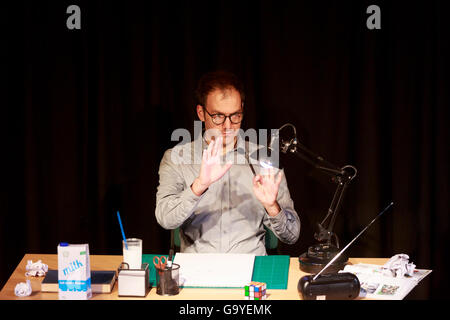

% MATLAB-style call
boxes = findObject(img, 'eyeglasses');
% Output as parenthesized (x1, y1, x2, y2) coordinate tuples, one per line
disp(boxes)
(202, 107, 244, 125)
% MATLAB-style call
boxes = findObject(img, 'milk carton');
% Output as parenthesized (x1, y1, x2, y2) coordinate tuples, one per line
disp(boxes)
(57, 243, 92, 300)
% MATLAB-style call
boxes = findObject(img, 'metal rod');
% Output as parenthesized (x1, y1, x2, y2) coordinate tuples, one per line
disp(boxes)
(313, 202, 394, 281)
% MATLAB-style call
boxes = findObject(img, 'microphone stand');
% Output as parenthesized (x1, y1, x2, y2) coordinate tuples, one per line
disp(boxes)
(276, 124, 357, 273)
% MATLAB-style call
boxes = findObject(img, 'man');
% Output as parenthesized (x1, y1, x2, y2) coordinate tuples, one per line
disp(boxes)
(155, 71, 300, 255)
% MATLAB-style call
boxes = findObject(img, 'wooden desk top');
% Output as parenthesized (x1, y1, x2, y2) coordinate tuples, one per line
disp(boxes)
(0, 254, 388, 300)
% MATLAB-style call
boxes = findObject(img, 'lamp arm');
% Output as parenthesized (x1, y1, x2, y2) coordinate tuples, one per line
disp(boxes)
(284, 139, 345, 177)
(316, 178, 351, 247)
(277, 123, 357, 248)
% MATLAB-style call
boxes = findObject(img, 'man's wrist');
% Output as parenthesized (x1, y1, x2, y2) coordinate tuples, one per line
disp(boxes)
(264, 201, 281, 217)
(191, 178, 209, 196)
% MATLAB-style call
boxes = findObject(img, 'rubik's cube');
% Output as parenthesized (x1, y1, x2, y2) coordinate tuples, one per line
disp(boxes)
(244, 281, 267, 300)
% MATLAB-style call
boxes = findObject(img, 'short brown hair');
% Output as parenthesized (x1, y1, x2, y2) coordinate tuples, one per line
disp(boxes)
(195, 71, 245, 107)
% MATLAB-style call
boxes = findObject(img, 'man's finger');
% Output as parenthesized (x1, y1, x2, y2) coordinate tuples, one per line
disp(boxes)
(214, 135, 223, 157)
(206, 139, 214, 158)
(269, 168, 275, 183)
(275, 170, 283, 187)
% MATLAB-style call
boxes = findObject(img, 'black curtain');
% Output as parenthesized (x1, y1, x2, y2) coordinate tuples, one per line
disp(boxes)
(3, 0, 448, 299)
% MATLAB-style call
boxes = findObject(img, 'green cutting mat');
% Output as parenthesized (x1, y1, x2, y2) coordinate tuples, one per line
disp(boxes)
(142, 254, 290, 289)
(251, 255, 290, 289)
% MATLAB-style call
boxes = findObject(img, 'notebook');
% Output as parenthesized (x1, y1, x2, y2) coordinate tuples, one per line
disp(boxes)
(173, 253, 255, 288)
(41, 270, 116, 293)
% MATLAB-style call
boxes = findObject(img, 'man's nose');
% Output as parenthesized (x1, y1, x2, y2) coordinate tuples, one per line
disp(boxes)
(223, 116, 232, 129)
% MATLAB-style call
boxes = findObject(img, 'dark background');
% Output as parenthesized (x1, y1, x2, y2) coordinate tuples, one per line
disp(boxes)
(2, 0, 448, 299)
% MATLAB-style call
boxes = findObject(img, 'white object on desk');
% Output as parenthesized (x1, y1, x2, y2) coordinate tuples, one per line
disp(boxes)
(118, 263, 149, 297)
(122, 238, 142, 269)
(25, 260, 48, 277)
(382, 254, 416, 277)
(57, 243, 92, 300)
(173, 253, 255, 288)
(342, 262, 432, 300)
(15, 280, 32, 297)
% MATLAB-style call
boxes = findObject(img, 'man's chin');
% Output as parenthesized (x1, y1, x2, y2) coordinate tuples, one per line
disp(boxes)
(222, 132, 236, 139)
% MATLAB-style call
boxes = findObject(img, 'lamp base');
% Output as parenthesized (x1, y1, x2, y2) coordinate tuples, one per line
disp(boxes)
(298, 243, 348, 274)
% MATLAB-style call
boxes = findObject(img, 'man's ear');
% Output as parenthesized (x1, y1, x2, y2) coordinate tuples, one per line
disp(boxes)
(197, 105, 205, 122)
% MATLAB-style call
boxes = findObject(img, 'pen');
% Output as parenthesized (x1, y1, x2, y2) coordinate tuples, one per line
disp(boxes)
(167, 249, 174, 268)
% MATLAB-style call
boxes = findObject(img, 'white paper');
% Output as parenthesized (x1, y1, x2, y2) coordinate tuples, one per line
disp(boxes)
(15, 280, 32, 297)
(25, 260, 48, 277)
(341, 263, 432, 300)
(173, 253, 255, 288)
(382, 254, 416, 277)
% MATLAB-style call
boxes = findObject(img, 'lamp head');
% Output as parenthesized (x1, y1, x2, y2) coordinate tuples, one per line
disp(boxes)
(249, 145, 282, 170)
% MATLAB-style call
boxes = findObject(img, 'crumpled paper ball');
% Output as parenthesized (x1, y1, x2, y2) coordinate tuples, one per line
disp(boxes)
(25, 260, 48, 277)
(382, 254, 416, 277)
(15, 280, 32, 297)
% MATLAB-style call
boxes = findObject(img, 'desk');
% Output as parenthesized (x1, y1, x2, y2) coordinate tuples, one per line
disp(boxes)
(0, 254, 388, 300)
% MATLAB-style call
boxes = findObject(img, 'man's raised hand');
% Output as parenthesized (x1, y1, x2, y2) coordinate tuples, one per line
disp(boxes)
(191, 135, 232, 196)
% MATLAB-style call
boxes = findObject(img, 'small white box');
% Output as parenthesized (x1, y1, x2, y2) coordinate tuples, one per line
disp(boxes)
(118, 263, 149, 297)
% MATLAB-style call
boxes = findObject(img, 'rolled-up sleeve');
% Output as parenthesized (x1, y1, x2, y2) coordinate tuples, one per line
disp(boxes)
(155, 149, 204, 230)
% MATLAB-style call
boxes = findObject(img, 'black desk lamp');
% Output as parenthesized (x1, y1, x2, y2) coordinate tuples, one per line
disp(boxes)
(251, 123, 357, 273)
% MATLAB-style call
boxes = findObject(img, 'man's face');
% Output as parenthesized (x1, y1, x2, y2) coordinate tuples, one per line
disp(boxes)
(197, 87, 243, 148)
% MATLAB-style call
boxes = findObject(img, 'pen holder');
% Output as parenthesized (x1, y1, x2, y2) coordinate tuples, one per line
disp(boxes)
(118, 262, 150, 297)
(155, 263, 180, 296)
